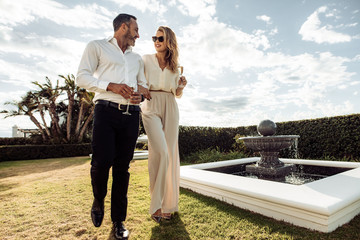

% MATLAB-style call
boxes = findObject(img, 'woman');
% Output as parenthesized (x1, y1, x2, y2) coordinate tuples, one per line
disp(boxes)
(139, 26, 187, 222)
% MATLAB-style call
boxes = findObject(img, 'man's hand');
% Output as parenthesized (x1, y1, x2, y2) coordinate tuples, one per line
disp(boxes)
(107, 83, 133, 99)
(129, 91, 142, 104)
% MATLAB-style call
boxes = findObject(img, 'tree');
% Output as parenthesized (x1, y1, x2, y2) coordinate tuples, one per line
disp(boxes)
(58, 74, 95, 142)
(32, 77, 63, 140)
(32, 92, 52, 139)
(74, 88, 95, 142)
(3, 75, 95, 143)
(5, 91, 48, 141)
(60, 74, 76, 142)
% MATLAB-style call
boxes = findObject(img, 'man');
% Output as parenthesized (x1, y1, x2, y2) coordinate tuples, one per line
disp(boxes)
(76, 13, 148, 240)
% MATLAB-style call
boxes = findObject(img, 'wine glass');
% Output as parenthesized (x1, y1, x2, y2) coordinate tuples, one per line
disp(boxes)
(123, 86, 135, 115)
(178, 66, 185, 88)
(178, 66, 183, 77)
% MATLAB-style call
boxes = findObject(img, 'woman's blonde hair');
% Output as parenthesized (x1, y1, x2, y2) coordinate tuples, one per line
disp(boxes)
(157, 26, 179, 73)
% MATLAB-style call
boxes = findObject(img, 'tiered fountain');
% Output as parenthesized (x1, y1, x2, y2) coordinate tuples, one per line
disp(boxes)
(240, 119, 299, 181)
(180, 120, 360, 232)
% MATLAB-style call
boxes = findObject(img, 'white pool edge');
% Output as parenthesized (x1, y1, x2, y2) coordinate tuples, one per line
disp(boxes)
(180, 158, 360, 233)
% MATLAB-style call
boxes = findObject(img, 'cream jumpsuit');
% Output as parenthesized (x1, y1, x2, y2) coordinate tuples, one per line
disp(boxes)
(141, 54, 182, 215)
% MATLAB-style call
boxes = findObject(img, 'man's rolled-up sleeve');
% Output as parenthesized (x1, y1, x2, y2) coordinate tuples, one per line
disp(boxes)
(76, 41, 108, 92)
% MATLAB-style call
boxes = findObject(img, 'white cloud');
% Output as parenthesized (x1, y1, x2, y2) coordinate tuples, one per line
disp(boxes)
(0, 90, 26, 107)
(1, 33, 85, 58)
(253, 52, 354, 110)
(266, 52, 352, 86)
(176, 0, 216, 21)
(0, 59, 39, 89)
(353, 55, 360, 61)
(0, 31, 86, 80)
(0, 0, 36, 26)
(0, 0, 112, 29)
(179, 19, 269, 79)
(299, 6, 352, 44)
(175, 8, 355, 123)
(256, 15, 271, 24)
(110, 0, 167, 19)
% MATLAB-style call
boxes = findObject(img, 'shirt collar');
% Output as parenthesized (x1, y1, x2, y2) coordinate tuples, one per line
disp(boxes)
(107, 36, 132, 53)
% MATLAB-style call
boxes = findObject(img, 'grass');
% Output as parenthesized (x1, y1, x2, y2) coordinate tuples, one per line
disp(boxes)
(1, 156, 360, 239)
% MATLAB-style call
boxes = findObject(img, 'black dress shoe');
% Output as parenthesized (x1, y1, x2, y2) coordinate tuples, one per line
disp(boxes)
(113, 222, 129, 240)
(91, 198, 104, 227)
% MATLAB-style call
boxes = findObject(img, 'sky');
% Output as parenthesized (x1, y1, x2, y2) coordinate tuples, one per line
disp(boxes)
(0, 0, 359, 137)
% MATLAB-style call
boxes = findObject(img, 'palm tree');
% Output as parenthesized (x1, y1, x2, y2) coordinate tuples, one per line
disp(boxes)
(60, 74, 76, 142)
(2, 74, 95, 143)
(59, 74, 95, 142)
(76, 90, 95, 142)
(32, 93, 51, 138)
(4, 91, 47, 141)
(32, 77, 63, 141)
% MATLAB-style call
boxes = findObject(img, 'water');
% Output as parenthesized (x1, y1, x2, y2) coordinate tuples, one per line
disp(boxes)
(292, 137, 298, 159)
(205, 163, 351, 185)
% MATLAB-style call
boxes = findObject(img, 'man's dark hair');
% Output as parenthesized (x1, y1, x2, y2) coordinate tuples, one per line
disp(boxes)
(113, 14, 137, 32)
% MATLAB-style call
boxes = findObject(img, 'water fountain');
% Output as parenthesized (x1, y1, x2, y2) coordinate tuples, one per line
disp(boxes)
(180, 120, 360, 232)
(240, 119, 299, 181)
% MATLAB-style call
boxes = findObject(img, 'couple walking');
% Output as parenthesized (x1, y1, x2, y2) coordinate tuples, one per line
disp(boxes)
(76, 13, 187, 240)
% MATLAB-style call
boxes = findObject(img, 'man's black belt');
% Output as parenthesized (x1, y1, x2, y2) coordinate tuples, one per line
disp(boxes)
(96, 100, 140, 112)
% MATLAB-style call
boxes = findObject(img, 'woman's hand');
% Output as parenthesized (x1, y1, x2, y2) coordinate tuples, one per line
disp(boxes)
(176, 76, 187, 96)
(178, 76, 187, 88)
(138, 84, 152, 101)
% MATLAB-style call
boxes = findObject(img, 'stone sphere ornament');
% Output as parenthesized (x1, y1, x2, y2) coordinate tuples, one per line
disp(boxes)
(257, 119, 277, 136)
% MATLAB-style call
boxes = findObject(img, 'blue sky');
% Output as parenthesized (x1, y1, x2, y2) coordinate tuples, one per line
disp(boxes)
(0, 0, 359, 137)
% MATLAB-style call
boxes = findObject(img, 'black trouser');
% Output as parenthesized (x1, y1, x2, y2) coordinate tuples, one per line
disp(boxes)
(90, 103, 139, 222)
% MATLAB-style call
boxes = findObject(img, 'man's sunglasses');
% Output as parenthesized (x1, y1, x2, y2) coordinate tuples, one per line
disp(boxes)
(152, 36, 164, 42)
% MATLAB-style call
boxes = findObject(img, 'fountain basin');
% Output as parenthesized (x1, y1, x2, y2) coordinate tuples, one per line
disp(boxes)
(180, 157, 360, 233)
(240, 135, 300, 151)
(240, 135, 300, 179)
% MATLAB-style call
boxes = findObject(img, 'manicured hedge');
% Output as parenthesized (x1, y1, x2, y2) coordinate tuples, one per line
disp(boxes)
(0, 144, 91, 162)
(1, 114, 359, 162)
(179, 114, 360, 161)
(178, 126, 256, 159)
(0, 137, 42, 146)
(275, 114, 360, 160)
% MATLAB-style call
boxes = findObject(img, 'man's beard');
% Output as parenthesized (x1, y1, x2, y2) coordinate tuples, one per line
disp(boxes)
(125, 30, 135, 47)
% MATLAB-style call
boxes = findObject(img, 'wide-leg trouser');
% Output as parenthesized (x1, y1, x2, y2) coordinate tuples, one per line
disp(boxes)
(141, 92, 180, 215)
(91, 103, 139, 222)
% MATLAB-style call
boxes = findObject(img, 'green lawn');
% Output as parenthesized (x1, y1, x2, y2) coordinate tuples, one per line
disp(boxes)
(0, 157, 359, 239)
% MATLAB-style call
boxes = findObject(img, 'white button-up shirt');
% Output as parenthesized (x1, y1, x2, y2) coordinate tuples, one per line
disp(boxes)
(76, 37, 148, 105)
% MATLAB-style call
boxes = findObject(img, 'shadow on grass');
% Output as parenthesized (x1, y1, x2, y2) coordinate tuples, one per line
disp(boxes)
(104, 217, 190, 240)
(0, 156, 91, 179)
(150, 213, 191, 240)
(180, 188, 360, 240)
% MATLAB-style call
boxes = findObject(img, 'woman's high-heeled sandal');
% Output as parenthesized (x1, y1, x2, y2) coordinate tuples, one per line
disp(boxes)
(151, 214, 162, 223)
(151, 209, 162, 223)
(162, 213, 172, 220)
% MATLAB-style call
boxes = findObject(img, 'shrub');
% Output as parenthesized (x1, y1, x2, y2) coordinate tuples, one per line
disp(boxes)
(178, 114, 360, 162)
(0, 144, 91, 162)
(181, 148, 248, 164)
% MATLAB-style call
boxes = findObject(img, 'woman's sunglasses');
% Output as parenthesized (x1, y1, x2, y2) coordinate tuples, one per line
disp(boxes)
(152, 36, 164, 42)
